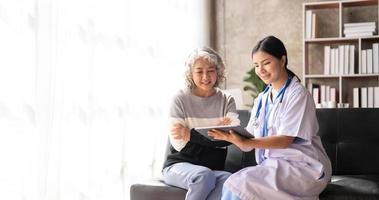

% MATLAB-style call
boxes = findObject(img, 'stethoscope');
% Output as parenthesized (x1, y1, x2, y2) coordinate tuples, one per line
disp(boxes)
(252, 76, 293, 130)
(252, 76, 293, 163)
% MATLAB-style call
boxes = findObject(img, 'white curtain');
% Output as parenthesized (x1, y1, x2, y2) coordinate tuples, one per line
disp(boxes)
(0, 0, 210, 199)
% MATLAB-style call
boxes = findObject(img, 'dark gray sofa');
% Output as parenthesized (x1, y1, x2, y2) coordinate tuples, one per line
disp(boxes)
(130, 109, 379, 200)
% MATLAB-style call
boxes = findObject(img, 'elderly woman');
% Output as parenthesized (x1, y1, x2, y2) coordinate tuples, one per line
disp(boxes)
(162, 47, 240, 200)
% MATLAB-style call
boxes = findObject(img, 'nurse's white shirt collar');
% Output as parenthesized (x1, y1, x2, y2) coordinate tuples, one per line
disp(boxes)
(268, 76, 297, 101)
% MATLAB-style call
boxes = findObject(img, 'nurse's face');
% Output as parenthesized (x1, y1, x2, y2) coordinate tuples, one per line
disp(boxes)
(252, 51, 286, 89)
(191, 58, 217, 97)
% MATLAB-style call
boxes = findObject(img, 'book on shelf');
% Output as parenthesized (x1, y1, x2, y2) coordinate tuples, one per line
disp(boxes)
(307, 82, 313, 95)
(375, 87, 379, 108)
(320, 85, 326, 104)
(361, 50, 367, 74)
(368, 87, 374, 108)
(338, 45, 350, 75)
(307, 83, 316, 95)
(305, 10, 312, 39)
(324, 46, 330, 75)
(345, 32, 374, 38)
(324, 45, 355, 75)
(307, 82, 317, 100)
(344, 45, 349, 75)
(313, 87, 320, 105)
(343, 22, 376, 37)
(344, 22, 376, 27)
(309, 84, 338, 108)
(361, 87, 368, 108)
(335, 48, 339, 74)
(339, 46, 344, 75)
(325, 86, 331, 104)
(305, 10, 318, 39)
(349, 45, 355, 74)
(352, 87, 379, 108)
(308, 83, 324, 106)
(330, 88, 337, 102)
(373, 43, 379, 74)
(330, 48, 336, 74)
(367, 49, 373, 74)
(353, 88, 359, 108)
(344, 22, 376, 38)
(344, 26, 376, 34)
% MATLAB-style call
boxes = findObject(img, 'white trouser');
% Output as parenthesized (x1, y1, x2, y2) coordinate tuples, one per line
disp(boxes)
(221, 186, 241, 200)
(163, 162, 231, 200)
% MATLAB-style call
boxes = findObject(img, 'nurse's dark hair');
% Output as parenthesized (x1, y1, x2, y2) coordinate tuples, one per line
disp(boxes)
(251, 35, 299, 81)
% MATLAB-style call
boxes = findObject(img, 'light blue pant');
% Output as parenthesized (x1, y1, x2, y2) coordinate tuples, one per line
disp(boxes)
(221, 185, 241, 200)
(163, 162, 231, 200)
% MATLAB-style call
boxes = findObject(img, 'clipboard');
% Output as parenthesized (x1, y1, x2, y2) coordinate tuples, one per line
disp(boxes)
(194, 125, 253, 141)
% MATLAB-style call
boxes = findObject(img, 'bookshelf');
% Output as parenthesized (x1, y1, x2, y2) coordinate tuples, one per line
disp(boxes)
(303, 0, 379, 108)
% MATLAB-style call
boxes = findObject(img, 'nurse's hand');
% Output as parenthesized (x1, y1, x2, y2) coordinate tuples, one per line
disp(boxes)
(171, 123, 190, 142)
(207, 129, 229, 141)
(208, 129, 253, 152)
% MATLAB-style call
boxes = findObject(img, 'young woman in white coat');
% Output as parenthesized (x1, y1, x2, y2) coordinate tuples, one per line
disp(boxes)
(208, 36, 332, 200)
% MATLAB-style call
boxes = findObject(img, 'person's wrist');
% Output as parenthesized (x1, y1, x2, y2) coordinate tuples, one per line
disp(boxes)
(235, 138, 245, 149)
(185, 128, 190, 142)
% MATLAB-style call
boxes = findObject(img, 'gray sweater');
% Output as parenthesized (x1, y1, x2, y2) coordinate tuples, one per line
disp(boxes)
(163, 88, 239, 170)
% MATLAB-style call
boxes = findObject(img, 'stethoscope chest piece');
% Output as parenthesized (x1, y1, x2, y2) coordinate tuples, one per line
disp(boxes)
(253, 76, 293, 133)
(252, 118, 259, 128)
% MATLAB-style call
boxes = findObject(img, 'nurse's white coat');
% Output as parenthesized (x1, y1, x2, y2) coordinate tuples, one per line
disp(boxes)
(224, 78, 332, 200)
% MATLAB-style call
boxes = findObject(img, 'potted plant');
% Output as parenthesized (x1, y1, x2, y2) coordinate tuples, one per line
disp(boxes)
(243, 68, 266, 107)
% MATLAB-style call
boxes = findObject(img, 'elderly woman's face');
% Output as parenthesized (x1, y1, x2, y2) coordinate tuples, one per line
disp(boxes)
(191, 58, 217, 94)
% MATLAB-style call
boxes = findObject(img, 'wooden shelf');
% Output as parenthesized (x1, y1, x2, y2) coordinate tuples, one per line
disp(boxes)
(305, 37, 359, 43)
(305, 74, 379, 78)
(303, 0, 379, 108)
(305, 35, 379, 43)
(342, 0, 378, 7)
(342, 73, 379, 77)
(304, 2, 340, 10)
(304, 74, 340, 78)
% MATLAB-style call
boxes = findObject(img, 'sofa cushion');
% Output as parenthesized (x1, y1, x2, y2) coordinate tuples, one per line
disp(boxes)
(130, 180, 186, 200)
(316, 108, 338, 173)
(337, 109, 379, 175)
(317, 109, 379, 175)
(320, 175, 379, 200)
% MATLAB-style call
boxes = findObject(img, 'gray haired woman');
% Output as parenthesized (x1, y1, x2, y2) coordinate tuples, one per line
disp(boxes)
(162, 47, 240, 200)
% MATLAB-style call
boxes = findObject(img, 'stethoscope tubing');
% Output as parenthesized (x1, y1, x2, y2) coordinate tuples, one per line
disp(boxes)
(255, 76, 293, 119)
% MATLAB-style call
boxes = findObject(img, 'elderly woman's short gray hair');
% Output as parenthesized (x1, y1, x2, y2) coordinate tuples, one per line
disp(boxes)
(185, 47, 226, 89)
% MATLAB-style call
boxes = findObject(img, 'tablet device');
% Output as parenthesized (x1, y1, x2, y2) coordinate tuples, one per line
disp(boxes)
(194, 125, 253, 141)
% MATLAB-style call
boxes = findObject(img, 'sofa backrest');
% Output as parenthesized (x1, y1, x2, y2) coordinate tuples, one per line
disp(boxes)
(317, 108, 379, 175)
(165, 109, 379, 174)
(229, 109, 379, 175)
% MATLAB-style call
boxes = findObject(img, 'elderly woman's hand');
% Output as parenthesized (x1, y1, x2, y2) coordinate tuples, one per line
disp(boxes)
(218, 117, 232, 126)
(171, 123, 190, 142)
